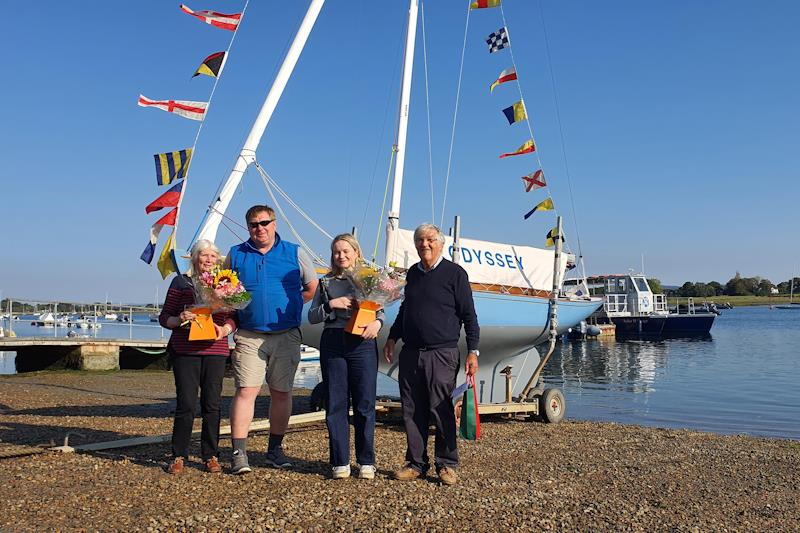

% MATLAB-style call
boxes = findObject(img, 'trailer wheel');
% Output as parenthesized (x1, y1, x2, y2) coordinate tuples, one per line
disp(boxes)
(310, 382, 327, 411)
(539, 388, 565, 423)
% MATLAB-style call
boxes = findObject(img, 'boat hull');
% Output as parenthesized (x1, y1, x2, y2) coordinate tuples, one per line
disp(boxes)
(300, 292, 602, 404)
(610, 313, 716, 337)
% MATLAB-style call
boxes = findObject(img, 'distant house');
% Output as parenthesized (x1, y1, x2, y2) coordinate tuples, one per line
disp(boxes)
(770, 287, 780, 295)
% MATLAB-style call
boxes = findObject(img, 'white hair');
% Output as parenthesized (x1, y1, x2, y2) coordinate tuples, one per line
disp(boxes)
(188, 239, 221, 275)
(413, 223, 445, 245)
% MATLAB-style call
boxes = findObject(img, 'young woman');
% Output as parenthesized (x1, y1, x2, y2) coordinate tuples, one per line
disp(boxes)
(308, 234, 382, 479)
(159, 239, 236, 474)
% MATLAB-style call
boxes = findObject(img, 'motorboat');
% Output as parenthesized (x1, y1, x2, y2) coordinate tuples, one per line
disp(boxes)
(574, 274, 716, 337)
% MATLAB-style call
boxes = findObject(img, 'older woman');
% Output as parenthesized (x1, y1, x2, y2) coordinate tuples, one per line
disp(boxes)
(308, 234, 382, 480)
(159, 240, 236, 474)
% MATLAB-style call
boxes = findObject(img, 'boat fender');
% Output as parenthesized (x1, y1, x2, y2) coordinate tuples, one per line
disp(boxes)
(586, 325, 602, 337)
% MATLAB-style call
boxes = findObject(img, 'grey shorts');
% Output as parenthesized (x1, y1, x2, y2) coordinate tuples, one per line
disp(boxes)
(232, 328, 302, 392)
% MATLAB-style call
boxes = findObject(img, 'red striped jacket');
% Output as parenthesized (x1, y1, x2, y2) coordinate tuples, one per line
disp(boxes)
(159, 275, 236, 356)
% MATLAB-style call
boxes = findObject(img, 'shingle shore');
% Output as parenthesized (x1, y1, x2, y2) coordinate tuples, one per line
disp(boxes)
(0, 371, 797, 532)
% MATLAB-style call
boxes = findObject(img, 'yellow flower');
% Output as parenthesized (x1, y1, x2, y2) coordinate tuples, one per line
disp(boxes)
(213, 269, 239, 288)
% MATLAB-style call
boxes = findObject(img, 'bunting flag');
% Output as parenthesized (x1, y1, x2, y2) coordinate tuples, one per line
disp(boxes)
(490, 67, 517, 92)
(470, 0, 501, 8)
(154, 148, 192, 186)
(138, 95, 208, 121)
(545, 226, 565, 248)
(145, 181, 184, 214)
(523, 198, 554, 220)
(193, 51, 226, 78)
(486, 27, 509, 53)
(522, 169, 546, 192)
(180, 5, 241, 31)
(499, 139, 536, 158)
(140, 223, 167, 264)
(139, 209, 177, 264)
(155, 207, 178, 227)
(157, 230, 179, 279)
(502, 100, 527, 125)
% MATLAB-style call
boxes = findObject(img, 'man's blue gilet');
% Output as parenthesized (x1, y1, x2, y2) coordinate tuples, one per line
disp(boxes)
(228, 235, 302, 332)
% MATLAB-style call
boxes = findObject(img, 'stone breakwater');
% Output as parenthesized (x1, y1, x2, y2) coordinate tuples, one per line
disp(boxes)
(0, 371, 797, 532)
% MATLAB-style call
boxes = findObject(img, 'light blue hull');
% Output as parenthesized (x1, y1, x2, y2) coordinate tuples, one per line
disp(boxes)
(300, 292, 602, 403)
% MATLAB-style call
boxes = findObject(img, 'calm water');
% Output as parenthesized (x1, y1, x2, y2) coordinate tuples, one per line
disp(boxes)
(2, 307, 797, 439)
(1, 314, 166, 342)
(542, 306, 799, 439)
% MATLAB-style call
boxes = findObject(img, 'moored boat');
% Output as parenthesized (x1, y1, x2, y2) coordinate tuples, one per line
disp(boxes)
(775, 275, 799, 310)
(573, 274, 716, 338)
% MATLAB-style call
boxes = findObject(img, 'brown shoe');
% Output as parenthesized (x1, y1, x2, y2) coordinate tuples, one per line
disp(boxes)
(438, 466, 458, 486)
(205, 456, 222, 474)
(166, 457, 184, 475)
(393, 466, 423, 481)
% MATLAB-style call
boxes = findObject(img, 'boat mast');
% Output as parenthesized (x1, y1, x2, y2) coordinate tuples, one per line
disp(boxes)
(194, 0, 326, 245)
(384, 0, 419, 265)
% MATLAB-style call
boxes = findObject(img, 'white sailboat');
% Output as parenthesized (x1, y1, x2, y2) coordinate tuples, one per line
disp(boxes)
(178, 0, 602, 403)
(102, 294, 117, 321)
(149, 287, 160, 322)
(776, 274, 799, 310)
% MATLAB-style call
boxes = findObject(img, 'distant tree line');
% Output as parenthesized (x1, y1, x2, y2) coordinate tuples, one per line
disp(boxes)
(648, 273, 799, 297)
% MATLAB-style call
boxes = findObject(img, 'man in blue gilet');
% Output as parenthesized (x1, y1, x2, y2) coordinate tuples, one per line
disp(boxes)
(226, 205, 318, 474)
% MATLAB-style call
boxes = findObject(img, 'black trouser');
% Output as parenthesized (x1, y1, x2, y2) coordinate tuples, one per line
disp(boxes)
(171, 354, 227, 461)
(398, 345, 460, 473)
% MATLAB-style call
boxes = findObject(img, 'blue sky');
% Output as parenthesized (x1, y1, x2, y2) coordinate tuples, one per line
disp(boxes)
(1, 0, 798, 303)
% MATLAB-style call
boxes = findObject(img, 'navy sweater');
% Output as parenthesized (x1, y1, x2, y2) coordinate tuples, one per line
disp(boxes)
(388, 259, 479, 352)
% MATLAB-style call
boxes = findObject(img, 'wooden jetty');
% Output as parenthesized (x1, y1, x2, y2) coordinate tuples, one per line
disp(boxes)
(0, 338, 168, 372)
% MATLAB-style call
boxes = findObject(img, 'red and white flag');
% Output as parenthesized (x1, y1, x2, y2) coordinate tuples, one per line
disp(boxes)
(138, 95, 208, 121)
(490, 67, 517, 92)
(522, 169, 546, 192)
(180, 4, 241, 31)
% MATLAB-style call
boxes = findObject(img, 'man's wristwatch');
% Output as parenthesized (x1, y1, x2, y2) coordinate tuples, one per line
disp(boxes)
(469, 350, 479, 358)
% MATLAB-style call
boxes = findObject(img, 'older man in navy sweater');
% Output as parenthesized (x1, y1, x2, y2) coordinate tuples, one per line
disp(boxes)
(384, 223, 479, 486)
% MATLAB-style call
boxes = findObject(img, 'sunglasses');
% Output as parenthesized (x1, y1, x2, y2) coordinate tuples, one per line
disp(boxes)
(248, 219, 275, 229)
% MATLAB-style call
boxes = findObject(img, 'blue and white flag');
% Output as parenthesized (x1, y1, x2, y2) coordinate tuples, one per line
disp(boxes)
(486, 27, 509, 53)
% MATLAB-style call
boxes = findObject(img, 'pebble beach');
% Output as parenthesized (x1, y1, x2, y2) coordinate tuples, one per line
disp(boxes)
(0, 370, 797, 532)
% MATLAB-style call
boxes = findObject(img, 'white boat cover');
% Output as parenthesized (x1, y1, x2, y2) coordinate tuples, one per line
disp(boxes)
(387, 229, 570, 291)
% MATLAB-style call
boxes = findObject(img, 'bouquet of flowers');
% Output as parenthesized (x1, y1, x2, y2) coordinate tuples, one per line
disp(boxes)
(194, 267, 252, 312)
(347, 261, 406, 308)
(186, 267, 251, 341)
(343, 261, 405, 334)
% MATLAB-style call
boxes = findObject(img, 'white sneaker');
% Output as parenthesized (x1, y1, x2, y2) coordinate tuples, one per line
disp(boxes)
(358, 464, 376, 480)
(332, 465, 351, 479)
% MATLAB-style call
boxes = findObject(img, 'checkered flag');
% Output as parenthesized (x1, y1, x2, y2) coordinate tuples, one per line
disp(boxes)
(486, 27, 509, 53)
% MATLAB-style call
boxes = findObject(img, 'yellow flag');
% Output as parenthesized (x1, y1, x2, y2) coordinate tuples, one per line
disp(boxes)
(545, 227, 564, 247)
(157, 230, 178, 279)
(524, 198, 554, 220)
(502, 100, 527, 125)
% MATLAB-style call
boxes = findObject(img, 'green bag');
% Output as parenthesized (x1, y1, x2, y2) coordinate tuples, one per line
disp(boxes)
(459, 375, 481, 440)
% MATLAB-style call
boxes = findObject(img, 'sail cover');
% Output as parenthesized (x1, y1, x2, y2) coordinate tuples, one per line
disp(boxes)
(388, 229, 570, 291)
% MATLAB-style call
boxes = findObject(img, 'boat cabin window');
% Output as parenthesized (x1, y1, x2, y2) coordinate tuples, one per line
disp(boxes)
(606, 278, 627, 294)
(633, 277, 650, 292)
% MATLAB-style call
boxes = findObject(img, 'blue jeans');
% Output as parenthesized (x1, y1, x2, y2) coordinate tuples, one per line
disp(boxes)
(320, 328, 378, 467)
